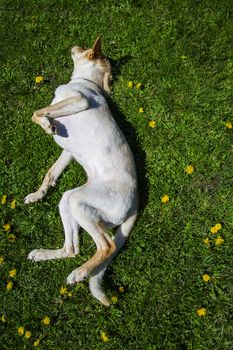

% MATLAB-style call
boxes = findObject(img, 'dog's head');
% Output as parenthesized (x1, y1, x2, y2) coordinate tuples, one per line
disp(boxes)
(71, 37, 112, 94)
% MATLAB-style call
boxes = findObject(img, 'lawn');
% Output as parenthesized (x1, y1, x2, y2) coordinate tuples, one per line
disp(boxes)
(0, 0, 233, 349)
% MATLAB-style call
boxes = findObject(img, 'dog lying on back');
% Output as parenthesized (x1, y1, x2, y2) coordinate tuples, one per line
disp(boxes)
(25, 37, 138, 306)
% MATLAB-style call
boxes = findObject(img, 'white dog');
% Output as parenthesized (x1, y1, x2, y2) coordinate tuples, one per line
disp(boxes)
(25, 37, 138, 306)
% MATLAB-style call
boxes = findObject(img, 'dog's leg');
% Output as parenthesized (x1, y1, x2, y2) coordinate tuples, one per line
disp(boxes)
(66, 221, 116, 284)
(32, 93, 89, 134)
(89, 211, 137, 306)
(24, 150, 72, 204)
(28, 190, 80, 261)
(66, 190, 116, 285)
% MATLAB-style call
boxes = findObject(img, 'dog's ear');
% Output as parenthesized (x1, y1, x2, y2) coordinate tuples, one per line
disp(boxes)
(87, 36, 102, 60)
(92, 36, 102, 56)
(103, 72, 112, 94)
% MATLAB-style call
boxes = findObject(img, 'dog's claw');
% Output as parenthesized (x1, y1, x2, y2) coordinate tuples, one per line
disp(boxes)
(50, 124, 57, 134)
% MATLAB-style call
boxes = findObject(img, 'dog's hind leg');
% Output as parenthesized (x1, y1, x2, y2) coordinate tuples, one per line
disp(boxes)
(28, 190, 79, 261)
(89, 211, 137, 306)
(25, 150, 73, 204)
(66, 189, 116, 286)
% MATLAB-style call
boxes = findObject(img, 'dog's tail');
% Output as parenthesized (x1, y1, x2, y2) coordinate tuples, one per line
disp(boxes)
(89, 211, 137, 306)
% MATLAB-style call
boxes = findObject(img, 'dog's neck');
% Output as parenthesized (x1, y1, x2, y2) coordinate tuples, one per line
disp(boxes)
(70, 76, 103, 95)
(71, 67, 104, 90)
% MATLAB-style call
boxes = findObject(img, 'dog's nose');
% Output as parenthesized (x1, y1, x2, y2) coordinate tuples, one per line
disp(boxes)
(71, 47, 78, 55)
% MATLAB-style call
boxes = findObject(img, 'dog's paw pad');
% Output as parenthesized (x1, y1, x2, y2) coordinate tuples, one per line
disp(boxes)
(67, 268, 88, 284)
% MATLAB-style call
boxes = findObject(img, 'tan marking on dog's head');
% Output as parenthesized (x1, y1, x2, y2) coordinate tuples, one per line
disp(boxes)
(71, 36, 112, 94)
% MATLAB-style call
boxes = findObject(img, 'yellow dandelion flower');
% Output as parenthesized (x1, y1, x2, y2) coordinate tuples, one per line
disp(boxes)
(225, 121, 232, 129)
(3, 223, 11, 232)
(10, 199, 16, 209)
(161, 194, 169, 203)
(136, 82, 142, 90)
(8, 234, 16, 242)
(148, 120, 156, 128)
(42, 316, 50, 325)
(215, 223, 222, 231)
(111, 295, 118, 303)
(210, 226, 218, 234)
(197, 307, 206, 317)
(215, 236, 224, 246)
(203, 237, 210, 245)
(1, 315, 6, 322)
(18, 326, 24, 336)
(139, 107, 144, 113)
(1, 195, 7, 205)
(60, 286, 68, 295)
(0, 256, 4, 264)
(119, 286, 124, 293)
(185, 165, 194, 174)
(100, 331, 109, 342)
(68, 292, 72, 297)
(211, 223, 222, 234)
(202, 274, 211, 282)
(25, 331, 31, 339)
(6, 281, 13, 290)
(35, 75, 44, 84)
(9, 268, 17, 278)
(34, 339, 40, 347)
(128, 81, 133, 88)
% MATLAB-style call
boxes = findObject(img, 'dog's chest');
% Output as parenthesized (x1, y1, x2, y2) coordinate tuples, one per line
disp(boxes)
(51, 82, 106, 150)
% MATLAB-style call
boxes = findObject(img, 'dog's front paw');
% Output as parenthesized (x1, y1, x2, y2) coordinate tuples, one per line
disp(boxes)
(67, 268, 88, 284)
(24, 191, 44, 204)
(32, 112, 57, 135)
(41, 117, 57, 135)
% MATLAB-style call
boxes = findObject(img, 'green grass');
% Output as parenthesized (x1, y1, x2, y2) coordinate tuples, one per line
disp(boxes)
(0, 0, 233, 349)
